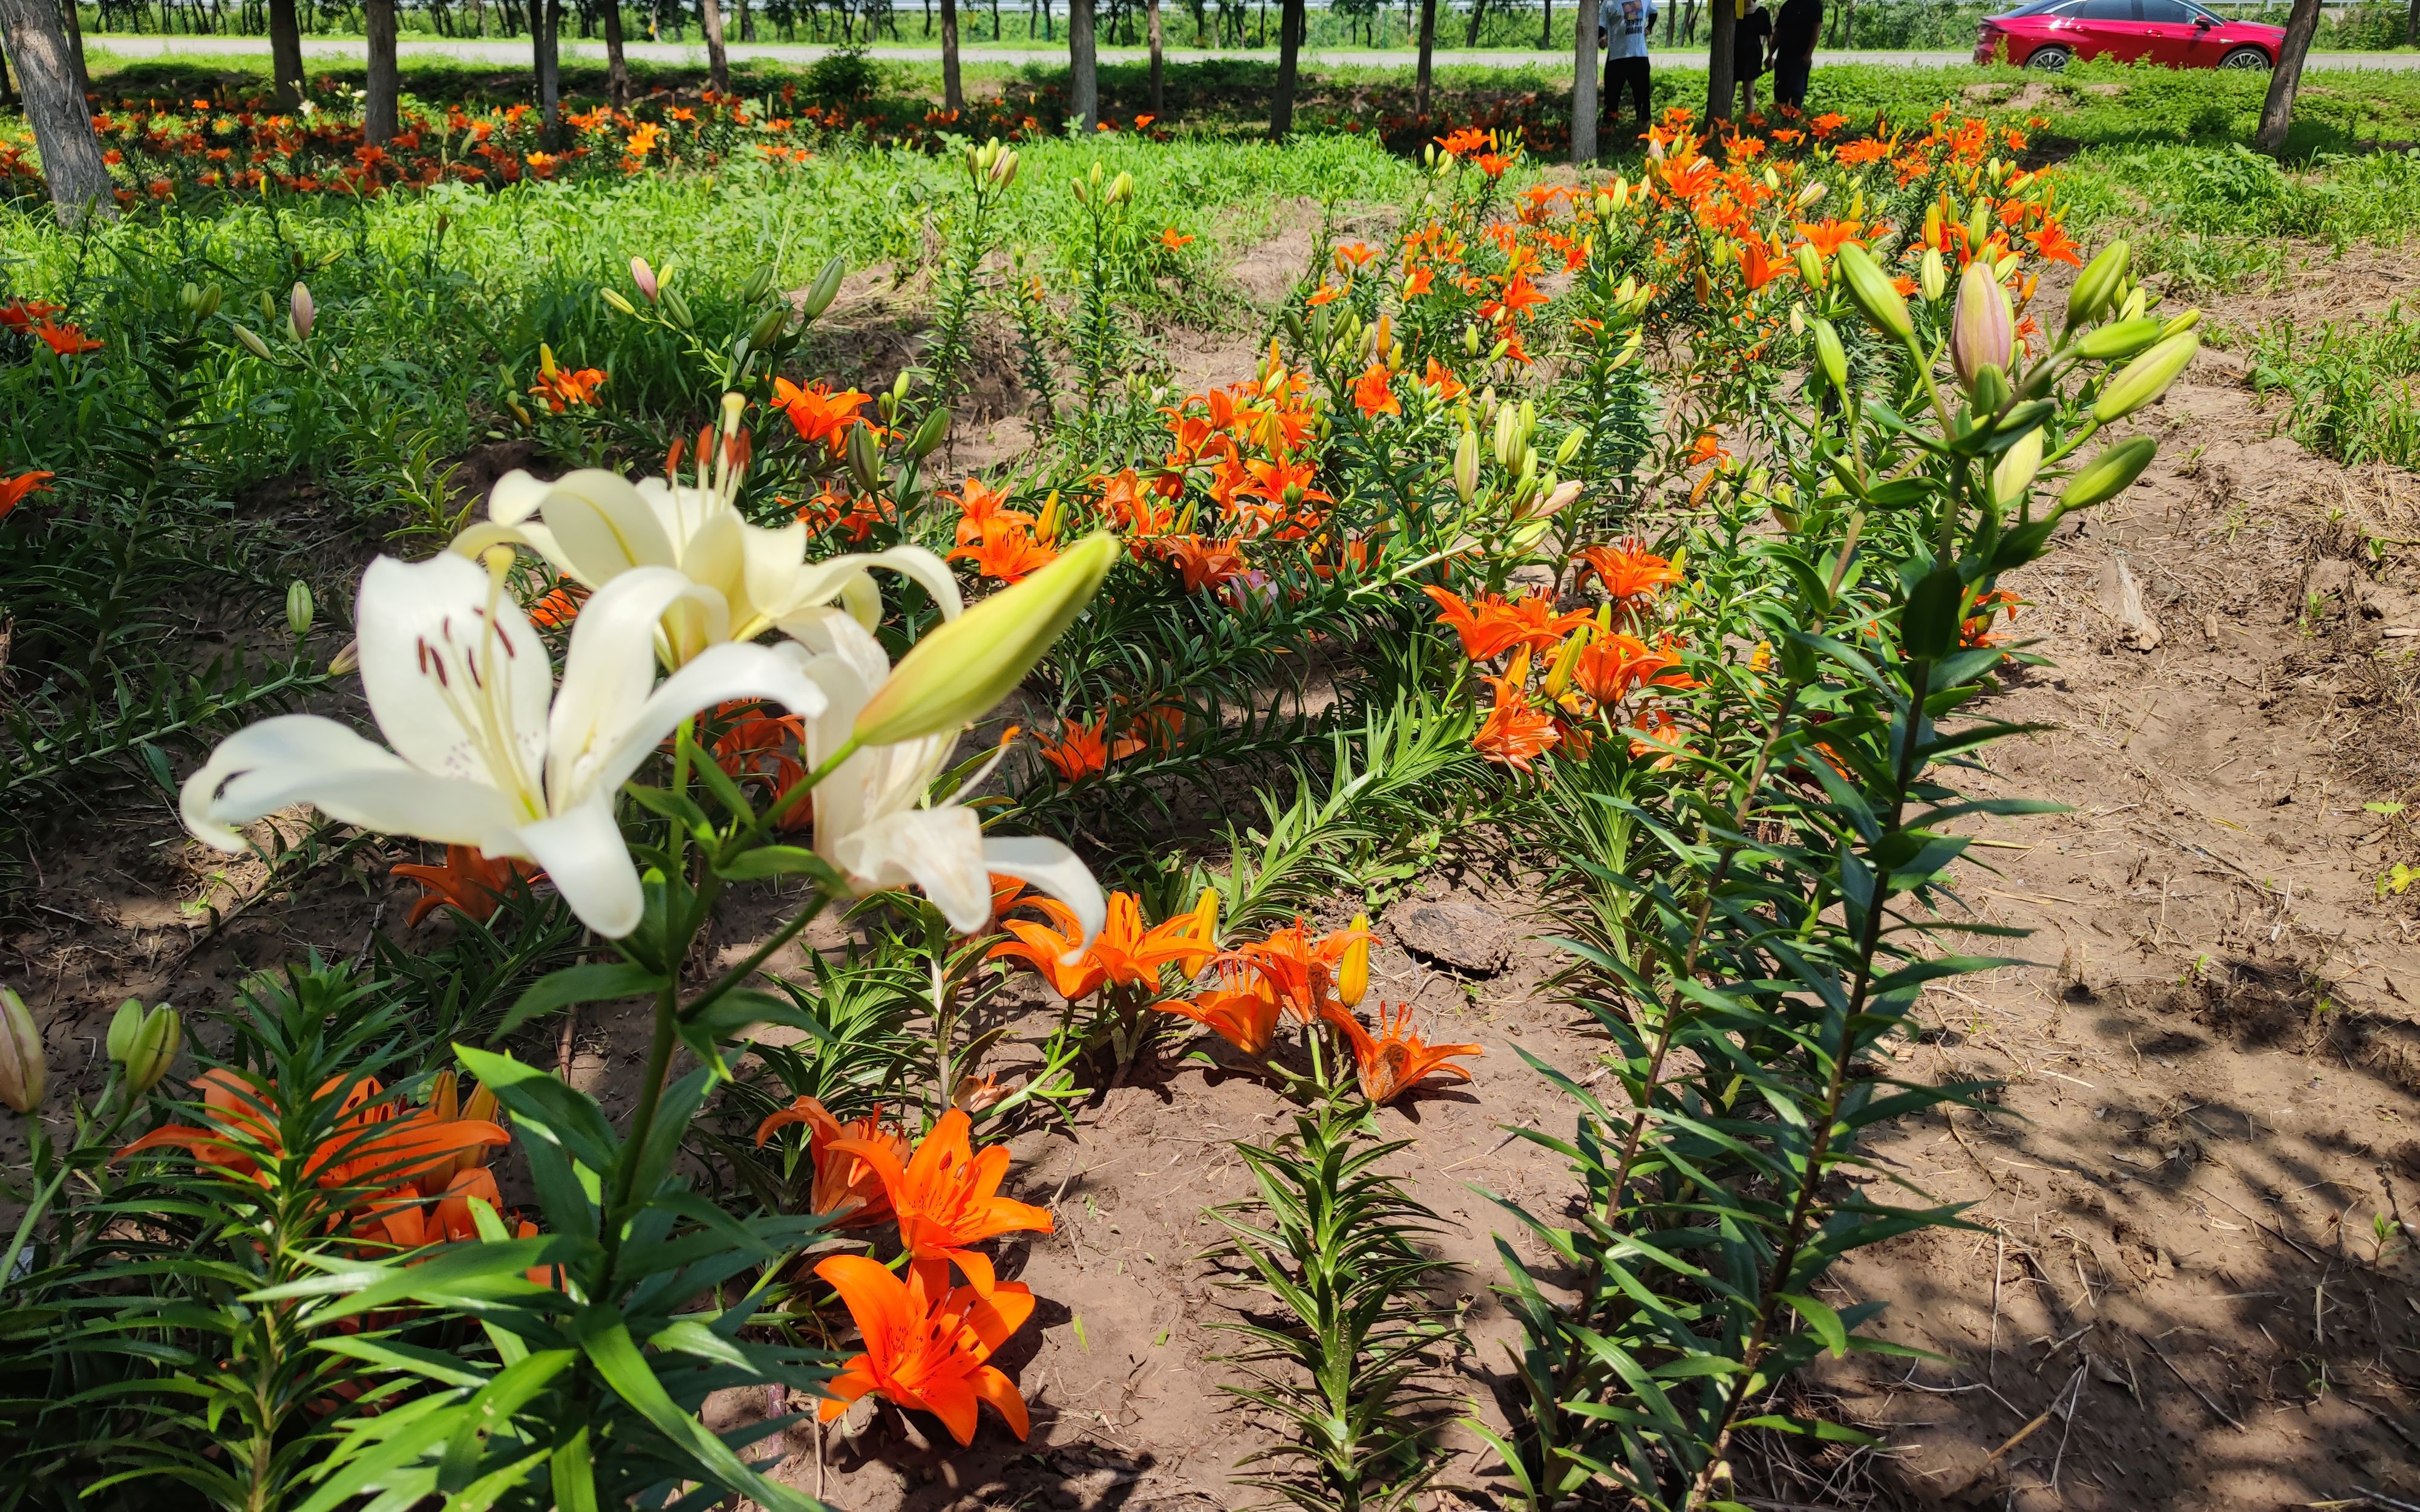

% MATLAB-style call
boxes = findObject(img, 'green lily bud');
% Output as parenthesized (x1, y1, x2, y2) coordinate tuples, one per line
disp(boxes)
(1813, 317, 1848, 395)
(286, 581, 315, 637)
(1969, 363, 2012, 415)
(1463, 323, 1482, 357)
(2060, 436, 2159, 510)
(748, 304, 790, 349)
(1493, 403, 1519, 470)
(599, 286, 639, 317)
(1836, 244, 1914, 344)
(801, 255, 846, 320)
(0, 987, 42, 1115)
(2074, 317, 2163, 363)
(2093, 332, 2199, 423)
(234, 325, 275, 362)
(661, 286, 696, 331)
(112, 1002, 180, 1095)
(741, 265, 776, 304)
(1992, 425, 2044, 501)
(1920, 247, 1946, 303)
(1454, 429, 1480, 503)
(908, 405, 952, 458)
(855, 532, 1122, 746)
(846, 422, 883, 494)
(1555, 427, 1587, 466)
(2062, 242, 2120, 334)
(1795, 243, 1825, 288)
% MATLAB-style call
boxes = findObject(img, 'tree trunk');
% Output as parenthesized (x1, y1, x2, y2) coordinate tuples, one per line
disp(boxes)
(699, 0, 729, 91)
(1705, 0, 1733, 120)
(2254, 0, 2321, 154)
(1464, 0, 1485, 45)
(58, 0, 86, 97)
(1270, 0, 1300, 137)
(2408, 0, 2417, 49)
(0, 31, 18, 105)
(531, 0, 559, 129)
(1415, 0, 1433, 114)
(1146, 0, 1161, 114)
(1068, 0, 1096, 126)
(603, 0, 627, 101)
(0, 0, 111, 221)
(266, 0, 302, 105)
(365, 0, 399, 140)
(1539, 0, 1549, 48)
(941, 0, 961, 111)
(1571, 0, 1594, 161)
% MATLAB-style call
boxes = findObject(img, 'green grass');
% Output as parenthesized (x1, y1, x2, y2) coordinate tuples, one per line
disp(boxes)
(2249, 302, 2420, 468)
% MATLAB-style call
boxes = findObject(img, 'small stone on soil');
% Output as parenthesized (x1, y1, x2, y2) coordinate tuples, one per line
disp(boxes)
(1386, 898, 1513, 974)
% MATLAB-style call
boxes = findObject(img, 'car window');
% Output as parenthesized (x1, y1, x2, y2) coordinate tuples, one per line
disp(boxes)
(2139, 0, 2196, 20)
(2078, 0, 2137, 18)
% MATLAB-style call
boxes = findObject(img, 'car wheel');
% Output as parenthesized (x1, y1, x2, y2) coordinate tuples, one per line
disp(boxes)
(2025, 44, 2072, 70)
(2218, 45, 2271, 69)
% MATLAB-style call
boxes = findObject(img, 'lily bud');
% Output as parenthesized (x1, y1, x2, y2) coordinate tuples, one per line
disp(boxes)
(2093, 332, 2199, 422)
(1537, 478, 1583, 516)
(1992, 425, 2044, 501)
(1453, 429, 1480, 503)
(599, 287, 638, 317)
(1795, 179, 1827, 210)
(1951, 261, 2013, 394)
(2065, 240, 2128, 331)
(2074, 317, 2163, 363)
(741, 265, 776, 304)
(854, 532, 1122, 747)
(1813, 317, 1849, 395)
(2060, 435, 2159, 510)
(116, 1002, 180, 1095)
(1338, 914, 1370, 1008)
(329, 636, 361, 676)
(1035, 489, 1062, 545)
(631, 256, 660, 302)
(234, 325, 275, 362)
(1543, 625, 1588, 699)
(289, 282, 313, 341)
(286, 581, 315, 637)
(1794, 243, 1825, 289)
(1555, 427, 1587, 466)
(992, 147, 1020, 186)
(1108, 171, 1134, 204)
(749, 303, 790, 348)
(1463, 323, 1482, 357)
(1969, 363, 2012, 415)
(2118, 286, 2147, 323)
(661, 287, 696, 330)
(1493, 403, 1519, 470)
(1920, 248, 1946, 304)
(802, 255, 846, 320)
(0, 987, 42, 1115)
(1836, 244, 1914, 344)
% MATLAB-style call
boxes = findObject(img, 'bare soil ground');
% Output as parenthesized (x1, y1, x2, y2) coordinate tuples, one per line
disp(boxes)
(10, 240, 2420, 1511)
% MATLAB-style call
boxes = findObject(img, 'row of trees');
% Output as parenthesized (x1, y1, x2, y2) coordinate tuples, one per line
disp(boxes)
(0, 0, 2344, 223)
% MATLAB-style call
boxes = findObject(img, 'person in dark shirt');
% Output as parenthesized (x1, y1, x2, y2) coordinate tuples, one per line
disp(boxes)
(1770, 0, 1822, 109)
(1733, 0, 1773, 117)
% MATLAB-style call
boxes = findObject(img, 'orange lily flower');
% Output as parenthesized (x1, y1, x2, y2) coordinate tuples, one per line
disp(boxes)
(950, 475, 1034, 546)
(1219, 916, 1367, 1025)
(1330, 1002, 1483, 1104)
(1161, 533, 1251, 595)
(120, 1068, 510, 1247)
(754, 1095, 908, 1228)
(1421, 585, 1525, 662)
(990, 890, 1215, 1000)
(391, 845, 541, 927)
(529, 346, 607, 412)
(1628, 709, 1692, 771)
(1576, 541, 1683, 605)
(1474, 670, 1560, 772)
(1035, 714, 1113, 784)
(33, 320, 102, 356)
(1158, 226, 1194, 250)
(1418, 357, 1463, 400)
(1352, 363, 1400, 419)
(0, 471, 54, 521)
(0, 298, 62, 333)
(950, 522, 1059, 584)
(813, 1254, 1033, 1445)
(771, 377, 872, 451)
(1793, 218, 1866, 258)
(1157, 974, 1283, 1056)
(832, 1109, 1052, 1295)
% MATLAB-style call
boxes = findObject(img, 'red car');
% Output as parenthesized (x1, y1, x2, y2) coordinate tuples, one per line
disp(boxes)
(1974, 0, 2285, 70)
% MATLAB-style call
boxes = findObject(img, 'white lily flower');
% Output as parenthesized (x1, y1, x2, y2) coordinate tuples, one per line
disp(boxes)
(455, 460, 960, 668)
(791, 614, 1104, 950)
(180, 553, 829, 939)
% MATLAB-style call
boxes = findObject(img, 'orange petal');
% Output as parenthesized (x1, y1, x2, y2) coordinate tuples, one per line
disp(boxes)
(972, 1364, 1031, 1439)
(917, 1372, 981, 1446)
(814, 1253, 909, 1361)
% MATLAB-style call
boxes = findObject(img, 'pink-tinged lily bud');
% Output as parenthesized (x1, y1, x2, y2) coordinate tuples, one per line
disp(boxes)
(1950, 261, 2012, 393)
(0, 986, 44, 1115)
(631, 256, 659, 302)
(289, 281, 314, 341)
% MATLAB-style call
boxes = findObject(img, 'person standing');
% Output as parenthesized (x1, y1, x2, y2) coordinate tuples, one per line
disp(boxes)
(1600, 0, 1658, 142)
(1771, 0, 1821, 111)
(1732, 0, 1771, 117)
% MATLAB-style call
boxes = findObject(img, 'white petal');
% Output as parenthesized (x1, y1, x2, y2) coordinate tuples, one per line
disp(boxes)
(547, 566, 730, 805)
(488, 469, 552, 527)
(514, 801, 645, 937)
(740, 518, 813, 622)
(357, 555, 552, 798)
(181, 714, 522, 851)
(451, 519, 577, 581)
(834, 805, 992, 932)
(565, 640, 830, 809)
(771, 546, 964, 628)
(534, 469, 678, 585)
(982, 836, 1105, 955)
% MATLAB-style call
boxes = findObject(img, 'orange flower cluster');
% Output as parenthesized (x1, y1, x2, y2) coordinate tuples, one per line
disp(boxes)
(119, 1067, 527, 1252)
(1032, 701, 1183, 783)
(391, 846, 543, 927)
(947, 477, 1058, 585)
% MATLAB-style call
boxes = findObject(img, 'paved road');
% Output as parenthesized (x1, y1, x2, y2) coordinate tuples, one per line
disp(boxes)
(82, 34, 2420, 71)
